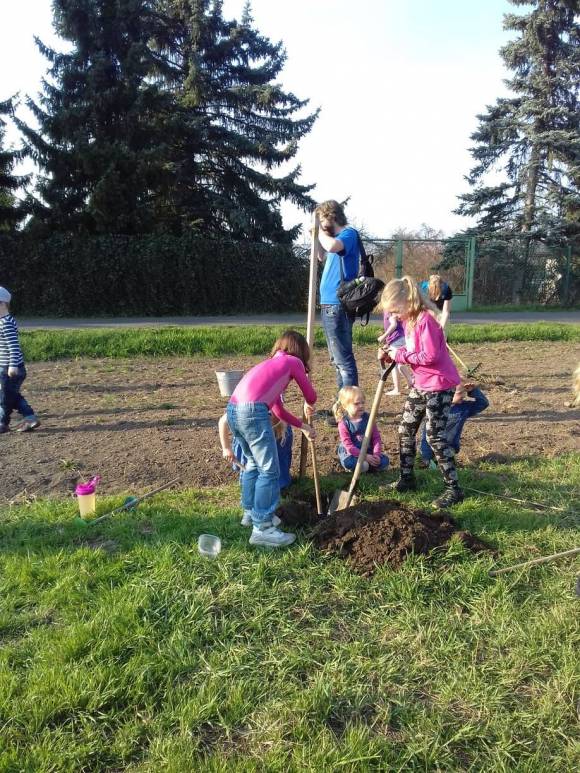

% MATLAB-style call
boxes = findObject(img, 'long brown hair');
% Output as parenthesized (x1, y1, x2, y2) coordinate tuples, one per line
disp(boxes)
(271, 330, 311, 372)
(427, 274, 443, 302)
(379, 276, 431, 329)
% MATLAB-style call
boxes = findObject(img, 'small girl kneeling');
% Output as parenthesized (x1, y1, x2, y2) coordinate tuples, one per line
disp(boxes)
(334, 386, 389, 473)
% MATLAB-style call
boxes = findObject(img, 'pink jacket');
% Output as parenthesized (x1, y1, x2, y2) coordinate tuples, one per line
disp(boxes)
(394, 311, 460, 392)
(229, 351, 317, 428)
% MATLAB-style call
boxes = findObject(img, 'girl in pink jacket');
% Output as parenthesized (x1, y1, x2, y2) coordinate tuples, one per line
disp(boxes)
(379, 276, 463, 508)
(227, 330, 317, 548)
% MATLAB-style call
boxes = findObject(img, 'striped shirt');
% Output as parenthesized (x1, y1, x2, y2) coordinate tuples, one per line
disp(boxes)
(0, 314, 25, 368)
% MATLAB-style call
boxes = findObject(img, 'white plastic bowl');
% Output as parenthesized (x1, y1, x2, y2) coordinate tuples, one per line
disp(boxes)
(198, 534, 221, 559)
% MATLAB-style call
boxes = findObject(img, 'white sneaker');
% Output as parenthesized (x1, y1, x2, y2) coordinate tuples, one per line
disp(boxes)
(241, 513, 281, 527)
(249, 526, 296, 548)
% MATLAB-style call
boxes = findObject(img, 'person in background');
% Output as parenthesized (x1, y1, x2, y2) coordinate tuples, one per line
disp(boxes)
(420, 274, 453, 329)
(0, 286, 40, 434)
(420, 381, 489, 466)
(377, 310, 413, 395)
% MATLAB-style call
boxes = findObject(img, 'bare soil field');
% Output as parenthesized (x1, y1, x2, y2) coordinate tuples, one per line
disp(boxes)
(1, 342, 578, 503)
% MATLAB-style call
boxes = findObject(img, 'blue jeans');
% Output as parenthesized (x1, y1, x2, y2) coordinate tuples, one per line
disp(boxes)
(321, 305, 358, 390)
(339, 447, 389, 472)
(227, 402, 280, 527)
(0, 366, 35, 428)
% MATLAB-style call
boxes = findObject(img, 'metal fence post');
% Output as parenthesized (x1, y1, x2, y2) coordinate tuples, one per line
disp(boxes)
(395, 240, 403, 278)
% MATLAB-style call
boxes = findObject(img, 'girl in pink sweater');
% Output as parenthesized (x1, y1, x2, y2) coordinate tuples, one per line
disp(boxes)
(334, 386, 389, 473)
(379, 276, 463, 508)
(227, 330, 317, 548)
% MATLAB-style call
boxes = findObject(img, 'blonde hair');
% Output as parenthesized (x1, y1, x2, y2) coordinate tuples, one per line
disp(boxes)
(333, 385, 365, 421)
(428, 274, 443, 301)
(271, 417, 289, 443)
(380, 275, 432, 328)
(573, 363, 580, 407)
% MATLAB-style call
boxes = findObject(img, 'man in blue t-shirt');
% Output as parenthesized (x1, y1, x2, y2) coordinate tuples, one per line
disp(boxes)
(315, 200, 360, 400)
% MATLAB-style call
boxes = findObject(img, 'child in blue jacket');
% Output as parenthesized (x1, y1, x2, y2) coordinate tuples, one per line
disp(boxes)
(420, 382, 489, 465)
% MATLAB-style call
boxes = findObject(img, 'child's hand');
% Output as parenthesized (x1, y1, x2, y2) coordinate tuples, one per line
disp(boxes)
(222, 447, 235, 463)
(377, 332, 387, 343)
(366, 453, 380, 466)
(301, 423, 316, 441)
(7, 367, 19, 377)
(378, 347, 392, 363)
(304, 402, 315, 420)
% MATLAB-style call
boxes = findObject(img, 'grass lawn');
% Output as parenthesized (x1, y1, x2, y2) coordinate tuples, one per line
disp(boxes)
(20, 321, 580, 362)
(1, 455, 578, 771)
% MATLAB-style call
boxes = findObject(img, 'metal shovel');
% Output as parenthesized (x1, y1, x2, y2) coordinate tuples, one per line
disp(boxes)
(328, 362, 396, 514)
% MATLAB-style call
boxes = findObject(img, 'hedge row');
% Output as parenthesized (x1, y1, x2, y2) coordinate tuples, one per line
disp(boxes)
(0, 233, 309, 316)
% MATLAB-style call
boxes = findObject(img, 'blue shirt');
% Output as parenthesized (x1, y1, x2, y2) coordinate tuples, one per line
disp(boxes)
(319, 226, 359, 305)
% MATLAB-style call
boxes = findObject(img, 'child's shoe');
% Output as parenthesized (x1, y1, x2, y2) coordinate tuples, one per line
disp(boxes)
(389, 475, 417, 493)
(241, 512, 281, 527)
(249, 525, 296, 547)
(16, 417, 40, 433)
(431, 486, 464, 509)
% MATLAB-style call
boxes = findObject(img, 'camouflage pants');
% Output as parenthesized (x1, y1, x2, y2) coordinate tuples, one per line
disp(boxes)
(398, 387, 458, 486)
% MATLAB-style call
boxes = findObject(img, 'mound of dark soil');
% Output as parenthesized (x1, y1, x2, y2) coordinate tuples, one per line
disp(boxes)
(311, 500, 491, 576)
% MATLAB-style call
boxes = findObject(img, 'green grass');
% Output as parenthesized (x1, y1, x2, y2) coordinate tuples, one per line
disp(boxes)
(1, 455, 579, 770)
(21, 322, 580, 361)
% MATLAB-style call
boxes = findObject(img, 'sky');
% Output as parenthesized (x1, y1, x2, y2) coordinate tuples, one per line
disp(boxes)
(0, 0, 517, 238)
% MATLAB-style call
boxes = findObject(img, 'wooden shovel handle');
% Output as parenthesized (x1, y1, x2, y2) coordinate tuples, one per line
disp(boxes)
(343, 362, 396, 509)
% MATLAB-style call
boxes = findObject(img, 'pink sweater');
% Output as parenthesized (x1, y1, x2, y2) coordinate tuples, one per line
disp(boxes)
(394, 311, 460, 392)
(229, 351, 317, 428)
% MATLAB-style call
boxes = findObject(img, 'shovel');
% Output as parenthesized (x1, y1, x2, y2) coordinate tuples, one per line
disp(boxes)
(446, 343, 482, 379)
(328, 361, 396, 514)
(307, 434, 324, 518)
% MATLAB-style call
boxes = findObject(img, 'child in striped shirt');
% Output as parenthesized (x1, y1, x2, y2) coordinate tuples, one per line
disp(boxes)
(0, 286, 40, 433)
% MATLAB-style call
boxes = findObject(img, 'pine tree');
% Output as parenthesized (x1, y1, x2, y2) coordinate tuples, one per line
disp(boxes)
(456, 0, 580, 291)
(153, 0, 317, 242)
(16, 0, 176, 234)
(0, 97, 27, 230)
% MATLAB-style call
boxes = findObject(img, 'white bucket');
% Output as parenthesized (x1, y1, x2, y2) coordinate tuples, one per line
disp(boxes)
(215, 369, 244, 397)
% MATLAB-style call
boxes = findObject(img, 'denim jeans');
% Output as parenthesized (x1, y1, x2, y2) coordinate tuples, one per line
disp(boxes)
(227, 402, 280, 527)
(339, 448, 389, 472)
(321, 305, 358, 390)
(0, 366, 35, 428)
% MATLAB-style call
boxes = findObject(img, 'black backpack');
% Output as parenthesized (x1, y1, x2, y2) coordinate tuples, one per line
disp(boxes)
(336, 233, 384, 326)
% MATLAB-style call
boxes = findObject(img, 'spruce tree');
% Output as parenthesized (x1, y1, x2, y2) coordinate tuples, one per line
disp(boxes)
(455, 0, 579, 299)
(17, 0, 176, 234)
(154, 0, 317, 242)
(0, 97, 26, 230)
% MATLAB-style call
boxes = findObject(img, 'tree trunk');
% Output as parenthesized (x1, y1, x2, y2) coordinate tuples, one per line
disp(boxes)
(512, 139, 542, 304)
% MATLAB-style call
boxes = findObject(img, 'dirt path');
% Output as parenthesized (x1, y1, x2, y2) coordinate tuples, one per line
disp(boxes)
(1, 342, 578, 502)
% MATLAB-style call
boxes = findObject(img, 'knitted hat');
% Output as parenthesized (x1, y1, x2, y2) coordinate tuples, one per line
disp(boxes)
(0, 287, 12, 304)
